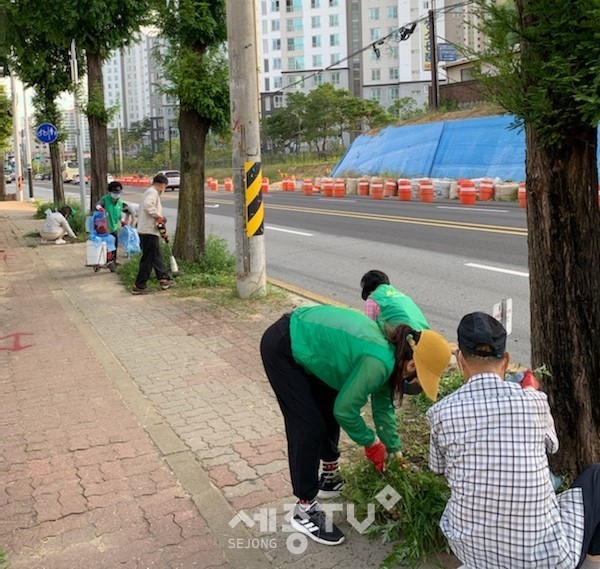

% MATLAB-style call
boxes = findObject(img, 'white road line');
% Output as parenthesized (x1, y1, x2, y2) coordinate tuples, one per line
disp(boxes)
(465, 262, 529, 277)
(318, 198, 357, 203)
(265, 225, 313, 237)
(437, 206, 509, 213)
(206, 204, 220, 208)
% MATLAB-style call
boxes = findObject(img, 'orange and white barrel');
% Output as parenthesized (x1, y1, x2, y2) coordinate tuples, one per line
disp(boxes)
(370, 178, 384, 200)
(397, 179, 412, 201)
(384, 179, 397, 197)
(333, 178, 346, 198)
(302, 179, 313, 196)
(358, 178, 370, 196)
(518, 182, 527, 208)
(322, 178, 334, 197)
(479, 179, 494, 201)
(224, 177, 233, 192)
(459, 180, 476, 206)
(419, 179, 434, 203)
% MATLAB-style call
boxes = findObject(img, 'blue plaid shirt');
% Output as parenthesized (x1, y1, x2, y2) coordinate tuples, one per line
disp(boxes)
(427, 373, 584, 569)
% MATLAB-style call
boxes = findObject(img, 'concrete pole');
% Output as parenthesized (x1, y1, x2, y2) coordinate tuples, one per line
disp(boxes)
(226, 0, 266, 298)
(22, 86, 33, 199)
(117, 117, 123, 175)
(10, 71, 22, 201)
(429, 0, 439, 111)
(70, 40, 87, 213)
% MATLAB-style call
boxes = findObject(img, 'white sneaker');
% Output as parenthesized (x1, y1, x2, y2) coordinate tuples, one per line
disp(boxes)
(54, 238, 66, 245)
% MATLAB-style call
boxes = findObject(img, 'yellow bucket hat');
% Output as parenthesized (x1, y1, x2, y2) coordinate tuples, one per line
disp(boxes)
(412, 330, 451, 401)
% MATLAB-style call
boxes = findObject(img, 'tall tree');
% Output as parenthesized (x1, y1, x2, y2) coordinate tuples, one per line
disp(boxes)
(0, 84, 12, 201)
(156, 0, 229, 261)
(477, 0, 600, 475)
(49, 0, 150, 207)
(4, 0, 75, 203)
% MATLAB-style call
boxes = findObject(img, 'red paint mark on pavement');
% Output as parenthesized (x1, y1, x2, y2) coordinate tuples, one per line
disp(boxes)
(0, 332, 34, 351)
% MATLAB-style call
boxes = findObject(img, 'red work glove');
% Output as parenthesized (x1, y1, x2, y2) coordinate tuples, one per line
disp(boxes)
(521, 370, 540, 390)
(365, 439, 386, 471)
(155, 216, 165, 226)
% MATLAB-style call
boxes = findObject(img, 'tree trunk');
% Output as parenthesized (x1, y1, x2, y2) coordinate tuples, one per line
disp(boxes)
(172, 108, 209, 261)
(86, 51, 108, 209)
(0, 167, 5, 201)
(50, 142, 64, 203)
(527, 125, 600, 476)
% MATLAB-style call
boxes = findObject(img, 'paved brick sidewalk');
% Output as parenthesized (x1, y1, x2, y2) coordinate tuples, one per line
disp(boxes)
(0, 201, 460, 569)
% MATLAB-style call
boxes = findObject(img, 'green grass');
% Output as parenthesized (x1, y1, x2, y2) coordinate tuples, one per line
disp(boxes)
(0, 549, 6, 568)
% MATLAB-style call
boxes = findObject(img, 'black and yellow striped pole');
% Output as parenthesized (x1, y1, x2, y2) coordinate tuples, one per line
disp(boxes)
(245, 161, 264, 237)
(227, 0, 266, 298)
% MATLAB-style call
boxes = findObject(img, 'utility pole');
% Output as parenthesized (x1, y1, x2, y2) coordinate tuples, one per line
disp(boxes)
(70, 40, 87, 213)
(22, 86, 33, 199)
(117, 117, 123, 175)
(10, 70, 22, 201)
(429, 0, 439, 111)
(226, 0, 266, 298)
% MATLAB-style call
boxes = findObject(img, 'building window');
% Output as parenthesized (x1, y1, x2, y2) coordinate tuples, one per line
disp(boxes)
(264, 59, 270, 73)
(314, 74, 323, 86)
(331, 72, 341, 85)
(371, 69, 381, 81)
(461, 68, 474, 81)
(274, 95, 284, 108)
(274, 76, 282, 88)
(330, 53, 340, 65)
(287, 18, 303, 32)
(271, 19, 280, 32)
(272, 39, 281, 50)
(271, 0, 279, 11)
(329, 14, 339, 26)
(389, 68, 399, 80)
(265, 77, 270, 91)
(312, 35, 322, 48)
(286, 0, 302, 11)
(369, 8, 380, 20)
(273, 58, 282, 70)
(329, 0, 338, 6)
(264, 98, 272, 112)
(330, 34, 340, 47)
(261, 1, 267, 15)
(287, 37, 304, 51)
(288, 56, 305, 70)
(312, 16, 321, 28)
(388, 6, 398, 19)
(370, 28, 381, 41)
(370, 88, 382, 101)
(311, 0, 320, 6)
(262, 21, 268, 34)
(390, 86, 399, 100)
(313, 54, 322, 67)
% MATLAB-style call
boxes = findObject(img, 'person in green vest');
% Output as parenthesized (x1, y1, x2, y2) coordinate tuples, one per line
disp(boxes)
(96, 181, 125, 263)
(260, 305, 451, 547)
(361, 269, 429, 331)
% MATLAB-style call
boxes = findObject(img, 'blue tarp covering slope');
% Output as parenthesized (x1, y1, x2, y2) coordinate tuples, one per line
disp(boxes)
(331, 115, 526, 182)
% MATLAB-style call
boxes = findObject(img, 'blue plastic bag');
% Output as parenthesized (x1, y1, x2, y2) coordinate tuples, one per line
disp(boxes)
(118, 224, 140, 256)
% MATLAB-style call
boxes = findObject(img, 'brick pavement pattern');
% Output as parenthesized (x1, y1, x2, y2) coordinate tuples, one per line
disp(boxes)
(0, 201, 461, 569)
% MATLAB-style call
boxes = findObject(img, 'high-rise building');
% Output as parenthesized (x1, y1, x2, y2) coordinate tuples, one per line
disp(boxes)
(60, 108, 90, 155)
(258, 0, 467, 113)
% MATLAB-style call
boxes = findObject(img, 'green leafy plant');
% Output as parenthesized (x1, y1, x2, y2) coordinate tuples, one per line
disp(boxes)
(341, 460, 450, 567)
(0, 549, 7, 568)
(411, 368, 464, 415)
(33, 199, 86, 237)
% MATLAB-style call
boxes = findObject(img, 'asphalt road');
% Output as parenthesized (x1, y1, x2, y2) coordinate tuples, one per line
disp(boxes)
(30, 181, 532, 365)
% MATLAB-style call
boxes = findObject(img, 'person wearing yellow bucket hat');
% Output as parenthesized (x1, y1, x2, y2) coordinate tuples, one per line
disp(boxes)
(260, 305, 451, 547)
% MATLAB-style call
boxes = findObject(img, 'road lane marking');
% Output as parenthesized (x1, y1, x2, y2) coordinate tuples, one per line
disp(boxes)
(437, 206, 510, 213)
(206, 204, 220, 208)
(206, 198, 527, 236)
(319, 198, 357, 203)
(465, 262, 529, 277)
(265, 225, 313, 236)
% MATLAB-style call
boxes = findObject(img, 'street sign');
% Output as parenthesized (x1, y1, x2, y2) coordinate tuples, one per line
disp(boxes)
(438, 43, 458, 62)
(36, 123, 58, 144)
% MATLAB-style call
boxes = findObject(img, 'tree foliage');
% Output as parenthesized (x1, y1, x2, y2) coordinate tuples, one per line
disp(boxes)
(262, 84, 392, 154)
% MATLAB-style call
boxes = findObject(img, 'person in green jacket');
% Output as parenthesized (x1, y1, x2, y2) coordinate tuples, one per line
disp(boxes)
(361, 269, 430, 332)
(96, 181, 125, 263)
(260, 305, 451, 547)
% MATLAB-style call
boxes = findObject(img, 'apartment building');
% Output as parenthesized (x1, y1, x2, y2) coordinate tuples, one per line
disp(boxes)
(60, 108, 91, 154)
(259, 0, 465, 114)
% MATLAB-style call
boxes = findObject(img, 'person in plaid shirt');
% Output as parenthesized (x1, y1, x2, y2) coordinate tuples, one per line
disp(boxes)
(427, 312, 600, 569)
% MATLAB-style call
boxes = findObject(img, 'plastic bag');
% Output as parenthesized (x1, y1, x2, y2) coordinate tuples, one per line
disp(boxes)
(93, 210, 108, 234)
(118, 224, 140, 255)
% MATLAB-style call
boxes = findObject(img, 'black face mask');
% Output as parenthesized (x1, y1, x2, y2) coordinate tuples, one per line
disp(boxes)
(402, 379, 423, 396)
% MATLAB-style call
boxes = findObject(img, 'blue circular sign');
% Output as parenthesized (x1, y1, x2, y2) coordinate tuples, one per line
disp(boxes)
(36, 123, 58, 144)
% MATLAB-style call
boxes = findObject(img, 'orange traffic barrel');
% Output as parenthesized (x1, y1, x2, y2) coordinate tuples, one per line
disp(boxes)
(261, 177, 269, 193)
(209, 178, 219, 191)
(358, 178, 370, 196)
(302, 179, 313, 196)
(322, 178, 334, 197)
(370, 178, 384, 200)
(518, 182, 526, 208)
(224, 177, 233, 192)
(333, 178, 346, 198)
(384, 179, 397, 197)
(419, 179, 434, 203)
(459, 180, 476, 206)
(479, 179, 494, 201)
(397, 179, 412, 201)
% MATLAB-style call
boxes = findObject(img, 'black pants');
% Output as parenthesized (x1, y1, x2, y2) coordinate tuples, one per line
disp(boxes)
(574, 464, 600, 566)
(260, 314, 340, 501)
(111, 231, 118, 261)
(134, 234, 169, 289)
